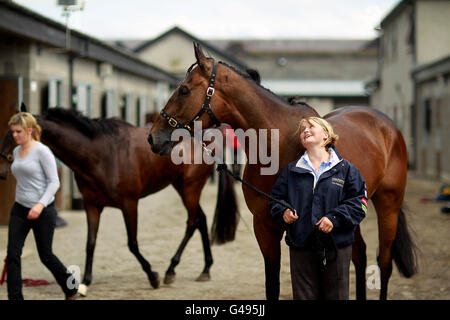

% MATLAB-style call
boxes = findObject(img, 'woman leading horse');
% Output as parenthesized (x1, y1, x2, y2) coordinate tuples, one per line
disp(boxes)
(148, 43, 418, 300)
(0, 104, 238, 296)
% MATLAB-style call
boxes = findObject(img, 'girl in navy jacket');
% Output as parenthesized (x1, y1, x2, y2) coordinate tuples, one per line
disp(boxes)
(270, 117, 367, 300)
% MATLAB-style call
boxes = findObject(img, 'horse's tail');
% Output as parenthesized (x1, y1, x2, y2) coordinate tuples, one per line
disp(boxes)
(210, 168, 239, 244)
(391, 205, 419, 277)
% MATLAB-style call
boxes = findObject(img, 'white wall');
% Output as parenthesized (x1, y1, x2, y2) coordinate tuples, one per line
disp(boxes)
(416, 0, 450, 65)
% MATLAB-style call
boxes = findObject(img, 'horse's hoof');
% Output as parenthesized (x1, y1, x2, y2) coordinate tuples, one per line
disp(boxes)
(150, 272, 160, 289)
(196, 272, 211, 282)
(164, 273, 176, 285)
(77, 283, 88, 297)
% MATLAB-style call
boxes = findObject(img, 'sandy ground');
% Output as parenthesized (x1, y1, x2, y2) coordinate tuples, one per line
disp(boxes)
(0, 173, 448, 300)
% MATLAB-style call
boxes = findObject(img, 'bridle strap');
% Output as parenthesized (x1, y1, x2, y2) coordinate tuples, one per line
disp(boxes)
(160, 62, 221, 135)
(0, 152, 13, 163)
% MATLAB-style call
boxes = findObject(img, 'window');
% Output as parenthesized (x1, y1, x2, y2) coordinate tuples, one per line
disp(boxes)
(136, 95, 147, 127)
(49, 78, 64, 108)
(424, 98, 432, 134)
(435, 98, 440, 129)
(120, 92, 132, 123)
(42, 78, 64, 113)
(101, 89, 115, 118)
(74, 83, 92, 116)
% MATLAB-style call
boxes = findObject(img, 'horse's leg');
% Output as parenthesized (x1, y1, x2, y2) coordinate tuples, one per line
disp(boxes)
(371, 188, 402, 300)
(164, 205, 212, 284)
(253, 214, 283, 300)
(352, 225, 367, 300)
(165, 181, 212, 284)
(195, 205, 213, 281)
(121, 199, 160, 289)
(163, 206, 197, 284)
(79, 202, 102, 296)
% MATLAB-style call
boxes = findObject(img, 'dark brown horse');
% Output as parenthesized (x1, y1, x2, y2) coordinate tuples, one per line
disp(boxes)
(0, 105, 238, 295)
(148, 43, 418, 300)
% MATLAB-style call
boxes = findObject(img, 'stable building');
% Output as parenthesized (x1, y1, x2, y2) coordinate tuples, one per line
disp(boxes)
(0, 1, 178, 223)
(112, 26, 378, 117)
(366, 0, 450, 179)
(412, 56, 450, 180)
(210, 38, 378, 116)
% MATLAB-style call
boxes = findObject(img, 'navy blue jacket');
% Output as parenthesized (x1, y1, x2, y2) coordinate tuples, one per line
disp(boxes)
(269, 146, 367, 248)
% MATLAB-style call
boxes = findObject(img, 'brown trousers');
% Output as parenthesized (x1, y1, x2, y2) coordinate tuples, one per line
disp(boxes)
(289, 244, 352, 300)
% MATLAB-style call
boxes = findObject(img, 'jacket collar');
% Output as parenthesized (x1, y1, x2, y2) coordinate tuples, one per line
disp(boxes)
(291, 145, 343, 174)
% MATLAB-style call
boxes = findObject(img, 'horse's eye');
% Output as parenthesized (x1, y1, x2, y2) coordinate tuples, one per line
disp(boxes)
(178, 86, 190, 96)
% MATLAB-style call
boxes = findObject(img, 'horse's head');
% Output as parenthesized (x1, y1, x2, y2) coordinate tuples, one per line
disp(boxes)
(0, 130, 15, 179)
(148, 42, 229, 156)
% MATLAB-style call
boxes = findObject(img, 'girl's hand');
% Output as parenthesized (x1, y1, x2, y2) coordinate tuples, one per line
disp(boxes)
(316, 217, 333, 233)
(28, 203, 44, 220)
(283, 209, 298, 224)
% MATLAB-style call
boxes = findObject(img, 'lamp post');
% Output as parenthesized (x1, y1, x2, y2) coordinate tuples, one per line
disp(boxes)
(57, 0, 85, 210)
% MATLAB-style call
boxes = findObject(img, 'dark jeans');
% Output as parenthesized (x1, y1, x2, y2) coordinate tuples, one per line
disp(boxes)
(289, 244, 352, 300)
(6, 202, 78, 300)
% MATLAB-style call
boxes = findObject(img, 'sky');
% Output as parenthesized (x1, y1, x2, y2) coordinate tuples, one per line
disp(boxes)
(13, 0, 400, 40)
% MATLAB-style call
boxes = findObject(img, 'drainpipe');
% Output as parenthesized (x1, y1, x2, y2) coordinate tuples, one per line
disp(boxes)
(68, 53, 76, 208)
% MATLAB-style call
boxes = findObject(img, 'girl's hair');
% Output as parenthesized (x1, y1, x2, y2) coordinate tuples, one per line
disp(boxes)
(298, 116, 339, 149)
(8, 112, 42, 141)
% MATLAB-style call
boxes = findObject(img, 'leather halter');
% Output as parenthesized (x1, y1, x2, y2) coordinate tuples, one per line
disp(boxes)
(0, 152, 13, 163)
(160, 62, 221, 135)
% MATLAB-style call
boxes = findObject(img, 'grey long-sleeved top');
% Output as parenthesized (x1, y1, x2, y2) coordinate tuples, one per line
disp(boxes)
(11, 141, 60, 208)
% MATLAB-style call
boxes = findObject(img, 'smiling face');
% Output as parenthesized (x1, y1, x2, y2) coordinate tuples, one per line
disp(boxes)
(10, 124, 32, 146)
(299, 119, 329, 150)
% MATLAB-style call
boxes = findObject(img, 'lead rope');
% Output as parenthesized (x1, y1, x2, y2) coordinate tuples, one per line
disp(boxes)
(0, 257, 50, 286)
(201, 141, 295, 213)
(0, 257, 6, 285)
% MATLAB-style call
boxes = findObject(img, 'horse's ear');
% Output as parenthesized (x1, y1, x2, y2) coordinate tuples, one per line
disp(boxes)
(193, 42, 212, 75)
(20, 102, 27, 112)
(246, 69, 261, 84)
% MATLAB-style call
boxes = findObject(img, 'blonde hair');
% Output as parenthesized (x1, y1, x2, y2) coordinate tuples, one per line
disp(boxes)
(8, 112, 42, 141)
(298, 116, 338, 149)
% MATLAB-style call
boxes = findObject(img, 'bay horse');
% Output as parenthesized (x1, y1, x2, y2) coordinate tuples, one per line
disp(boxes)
(147, 43, 418, 300)
(0, 104, 238, 295)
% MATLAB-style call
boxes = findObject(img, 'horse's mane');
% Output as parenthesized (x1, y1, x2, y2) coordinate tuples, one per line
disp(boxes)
(187, 57, 287, 105)
(287, 96, 314, 109)
(218, 62, 317, 111)
(187, 60, 260, 84)
(42, 107, 131, 139)
(217, 61, 291, 105)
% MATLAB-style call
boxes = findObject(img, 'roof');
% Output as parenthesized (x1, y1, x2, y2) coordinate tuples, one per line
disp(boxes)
(105, 39, 147, 52)
(380, 0, 412, 28)
(261, 80, 368, 97)
(209, 38, 378, 55)
(133, 26, 248, 70)
(110, 37, 378, 56)
(412, 55, 450, 83)
(0, 1, 178, 84)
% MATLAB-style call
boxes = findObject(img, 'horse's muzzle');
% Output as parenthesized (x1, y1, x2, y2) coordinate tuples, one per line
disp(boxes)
(147, 133, 165, 154)
(148, 134, 172, 156)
